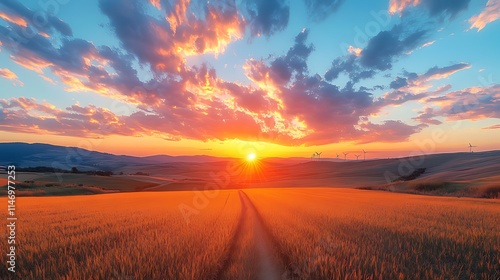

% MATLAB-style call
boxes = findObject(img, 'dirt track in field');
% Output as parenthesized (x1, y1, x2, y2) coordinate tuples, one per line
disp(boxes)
(213, 190, 291, 280)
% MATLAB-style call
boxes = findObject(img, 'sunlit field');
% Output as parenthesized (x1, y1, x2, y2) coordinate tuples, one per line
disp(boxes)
(0, 191, 241, 279)
(1, 188, 499, 279)
(246, 188, 500, 279)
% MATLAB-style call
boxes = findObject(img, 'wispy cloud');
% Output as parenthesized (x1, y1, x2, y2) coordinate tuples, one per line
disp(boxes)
(482, 124, 500, 130)
(389, 0, 471, 18)
(0, 68, 23, 86)
(469, 0, 500, 31)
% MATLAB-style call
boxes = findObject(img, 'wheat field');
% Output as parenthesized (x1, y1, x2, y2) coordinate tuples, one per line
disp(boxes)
(0, 190, 241, 279)
(1, 188, 499, 279)
(246, 188, 500, 279)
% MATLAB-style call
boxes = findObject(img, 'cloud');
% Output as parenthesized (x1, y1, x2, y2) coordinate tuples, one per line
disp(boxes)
(245, 0, 289, 37)
(0, 97, 139, 137)
(390, 77, 408, 89)
(389, 0, 420, 15)
(325, 23, 429, 83)
(385, 63, 470, 94)
(413, 107, 442, 125)
(373, 63, 470, 113)
(347, 46, 362, 56)
(469, 0, 500, 31)
(0, 27, 425, 146)
(0, 0, 72, 36)
(99, 0, 245, 73)
(389, 0, 471, 18)
(482, 124, 500, 130)
(360, 24, 428, 71)
(268, 29, 314, 83)
(0, 68, 23, 86)
(242, 31, 423, 145)
(303, 0, 345, 21)
(420, 85, 500, 122)
(0, 11, 28, 27)
(0, 2, 473, 147)
(356, 120, 425, 144)
(420, 0, 470, 18)
(421, 62, 471, 80)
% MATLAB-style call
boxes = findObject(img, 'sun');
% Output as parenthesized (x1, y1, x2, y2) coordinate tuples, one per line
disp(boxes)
(247, 153, 256, 161)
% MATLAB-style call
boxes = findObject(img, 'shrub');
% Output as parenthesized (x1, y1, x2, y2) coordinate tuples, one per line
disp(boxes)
(481, 186, 500, 199)
(414, 182, 448, 192)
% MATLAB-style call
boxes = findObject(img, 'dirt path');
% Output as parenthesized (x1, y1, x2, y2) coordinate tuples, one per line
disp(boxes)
(214, 190, 288, 280)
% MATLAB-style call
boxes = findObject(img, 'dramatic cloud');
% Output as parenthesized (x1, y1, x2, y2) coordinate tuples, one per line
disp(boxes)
(100, 0, 245, 73)
(469, 0, 500, 31)
(360, 24, 428, 71)
(245, 0, 289, 37)
(242, 30, 423, 145)
(0, 0, 496, 148)
(0, 97, 137, 137)
(325, 23, 429, 83)
(0, 25, 426, 146)
(0, 0, 72, 36)
(416, 85, 500, 123)
(375, 63, 470, 110)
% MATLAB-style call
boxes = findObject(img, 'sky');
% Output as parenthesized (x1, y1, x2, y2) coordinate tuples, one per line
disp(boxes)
(0, 0, 499, 159)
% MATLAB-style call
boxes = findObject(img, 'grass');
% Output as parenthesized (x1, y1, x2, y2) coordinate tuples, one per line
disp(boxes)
(360, 179, 500, 199)
(246, 188, 500, 279)
(9, 173, 156, 192)
(1, 188, 498, 279)
(0, 190, 240, 279)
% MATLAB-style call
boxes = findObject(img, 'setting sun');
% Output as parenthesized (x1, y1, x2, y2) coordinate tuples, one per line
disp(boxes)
(0, 0, 499, 279)
(247, 153, 256, 161)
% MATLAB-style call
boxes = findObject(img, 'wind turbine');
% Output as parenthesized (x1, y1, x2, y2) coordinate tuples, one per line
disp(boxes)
(336, 153, 339, 160)
(362, 149, 367, 161)
(343, 152, 348, 160)
(315, 152, 322, 160)
(355, 154, 360, 160)
(468, 143, 477, 153)
(311, 153, 316, 160)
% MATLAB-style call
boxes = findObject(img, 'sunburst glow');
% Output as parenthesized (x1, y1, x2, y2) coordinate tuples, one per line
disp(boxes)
(247, 153, 256, 161)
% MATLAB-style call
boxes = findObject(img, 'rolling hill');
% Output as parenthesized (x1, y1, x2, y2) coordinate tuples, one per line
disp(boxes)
(0, 142, 499, 198)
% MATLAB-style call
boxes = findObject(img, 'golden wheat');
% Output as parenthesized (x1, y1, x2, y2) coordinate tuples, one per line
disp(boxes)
(0, 190, 240, 279)
(246, 188, 500, 279)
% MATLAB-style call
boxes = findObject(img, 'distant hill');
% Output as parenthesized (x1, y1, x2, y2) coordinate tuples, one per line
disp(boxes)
(0, 142, 232, 171)
(0, 142, 499, 198)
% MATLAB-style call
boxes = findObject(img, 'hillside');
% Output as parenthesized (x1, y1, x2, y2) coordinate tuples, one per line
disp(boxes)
(0, 142, 499, 198)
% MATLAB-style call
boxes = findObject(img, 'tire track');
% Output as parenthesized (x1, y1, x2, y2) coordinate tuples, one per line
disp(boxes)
(211, 190, 294, 280)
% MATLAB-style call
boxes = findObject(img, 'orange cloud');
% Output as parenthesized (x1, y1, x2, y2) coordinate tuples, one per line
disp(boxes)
(422, 85, 500, 122)
(166, 0, 190, 33)
(0, 68, 23, 86)
(469, 0, 500, 31)
(0, 11, 28, 27)
(388, 0, 420, 15)
(171, 4, 245, 56)
(11, 55, 53, 74)
(348, 46, 362, 57)
(149, 0, 161, 10)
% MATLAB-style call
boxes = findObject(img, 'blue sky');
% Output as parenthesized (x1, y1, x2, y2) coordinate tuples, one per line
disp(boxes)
(0, 0, 499, 157)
